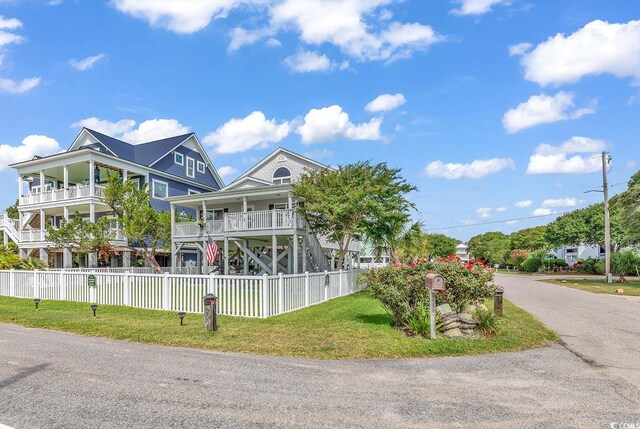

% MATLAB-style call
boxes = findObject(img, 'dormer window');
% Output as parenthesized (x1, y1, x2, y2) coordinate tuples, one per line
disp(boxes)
(174, 152, 184, 166)
(272, 167, 291, 184)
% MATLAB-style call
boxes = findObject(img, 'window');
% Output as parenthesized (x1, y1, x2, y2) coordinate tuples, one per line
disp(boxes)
(186, 157, 195, 178)
(272, 167, 291, 184)
(197, 161, 205, 174)
(204, 208, 228, 221)
(152, 180, 168, 199)
(174, 152, 184, 165)
(187, 189, 200, 195)
(269, 203, 288, 210)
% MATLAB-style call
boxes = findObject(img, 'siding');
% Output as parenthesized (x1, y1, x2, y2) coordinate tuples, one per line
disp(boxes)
(152, 146, 219, 189)
(148, 173, 209, 213)
(249, 153, 321, 184)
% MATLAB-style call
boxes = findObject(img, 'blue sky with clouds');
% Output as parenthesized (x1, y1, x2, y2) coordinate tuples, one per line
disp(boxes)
(0, 0, 638, 241)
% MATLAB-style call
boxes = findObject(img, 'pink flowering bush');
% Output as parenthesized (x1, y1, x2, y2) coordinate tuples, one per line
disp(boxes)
(362, 256, 495, 327)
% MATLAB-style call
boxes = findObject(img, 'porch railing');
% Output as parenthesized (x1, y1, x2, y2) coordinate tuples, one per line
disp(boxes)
(175, 209, 300, 238)
(19, 184, 106, 206)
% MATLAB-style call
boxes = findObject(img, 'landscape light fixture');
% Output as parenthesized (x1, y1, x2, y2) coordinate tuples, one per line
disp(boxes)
(179, 312, 186, 326)
(33, 298, 40, 311)
(90, 304, 98, 318)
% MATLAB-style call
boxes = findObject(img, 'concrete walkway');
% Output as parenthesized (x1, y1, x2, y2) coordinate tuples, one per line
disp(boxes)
(1, 276, 639, 428)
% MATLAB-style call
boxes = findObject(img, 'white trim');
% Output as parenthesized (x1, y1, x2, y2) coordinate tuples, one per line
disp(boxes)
(222, 176, 273, 191)
(68, 128, 117, 156)
(197, 160, 205, 174)
(272, 166, 292, 184)
(231, 147, 330, 184)
(152, 179, 169, 199)
(186, 157, 195, 178)
(187, 188, 201, 195)
(174, 152, 184, 166)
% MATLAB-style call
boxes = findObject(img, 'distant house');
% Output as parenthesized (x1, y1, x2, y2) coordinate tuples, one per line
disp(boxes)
(551, 244, 604, 265)
(456, 243, 470, 262)
(2, 128, 223, 268)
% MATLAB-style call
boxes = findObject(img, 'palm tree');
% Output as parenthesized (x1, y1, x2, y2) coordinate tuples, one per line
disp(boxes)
(369, 218, 424, 265)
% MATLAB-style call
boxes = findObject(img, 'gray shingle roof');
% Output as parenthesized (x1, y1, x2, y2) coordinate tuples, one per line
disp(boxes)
(77, 129, 194, 167)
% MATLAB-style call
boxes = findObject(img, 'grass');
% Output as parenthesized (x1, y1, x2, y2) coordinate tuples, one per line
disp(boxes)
(0, 293, 558, 359)
(542, 278, 640, 296)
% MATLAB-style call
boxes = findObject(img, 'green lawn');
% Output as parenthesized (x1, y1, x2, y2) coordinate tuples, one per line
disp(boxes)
(0, 293, 558, 359)
(542, 279, 640, 296)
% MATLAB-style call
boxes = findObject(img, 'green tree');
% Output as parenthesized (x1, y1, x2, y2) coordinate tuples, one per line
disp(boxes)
(46, 213, 115, 264)
(369, 220, 423, 264)
(293, 161, 416, 269)
(425, 233, 458, 258)
(467, 231, 511, 265)
(510, 226, 548, 250)
(4, 199, 18, 219)
(613, 170, 640, 245)
(103, 173, 171, 273)
(546, 203, 624, 248)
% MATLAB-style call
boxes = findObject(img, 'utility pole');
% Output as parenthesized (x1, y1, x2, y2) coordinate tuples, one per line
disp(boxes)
(601, 151, 612, 284)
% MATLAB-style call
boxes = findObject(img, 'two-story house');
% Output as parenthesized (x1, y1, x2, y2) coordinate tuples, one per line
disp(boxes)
(1, 128, 223, 268)
(167, 148, 360, 275)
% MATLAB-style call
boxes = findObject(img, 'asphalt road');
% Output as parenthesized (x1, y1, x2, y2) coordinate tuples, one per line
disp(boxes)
(1, 275, 639, 428)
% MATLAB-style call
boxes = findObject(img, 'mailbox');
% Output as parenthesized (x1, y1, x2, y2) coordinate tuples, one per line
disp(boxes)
(203, 293, 218, 332)
(425, 273, 445, 291)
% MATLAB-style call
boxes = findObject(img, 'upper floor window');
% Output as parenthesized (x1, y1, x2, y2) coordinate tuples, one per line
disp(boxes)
(186, 157, 195, 178)
(272, 167, 291, 184)
(152, 179, 168, 199)
(188, 189, 200, 195)
(174, 152, 184, 166)
(197, 161, 205, 174)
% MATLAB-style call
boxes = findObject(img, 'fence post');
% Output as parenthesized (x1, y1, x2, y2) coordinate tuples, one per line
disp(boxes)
(123, 271, 131, 307)
(324, 270, 328, 301)
(208, 273, 215, 294)
(304, 271, 309, 307)
(339, 269, 343, 296)
(162, 272, 171, 311)
(261, 273, 269, 318)
(33, 269, 39, 299)
(59, 270, 66, 301)
(9, 269, 14, 297)
(278, 272, 284, 315)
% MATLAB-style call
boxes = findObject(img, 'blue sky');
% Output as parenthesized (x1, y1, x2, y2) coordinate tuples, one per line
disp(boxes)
(0, 0, 638, 241)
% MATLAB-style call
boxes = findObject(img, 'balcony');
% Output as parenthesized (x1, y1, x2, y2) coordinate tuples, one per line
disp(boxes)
(8, 226, 126, 244)
(19, 184, 105, 206)
(174, 209, 306, 238)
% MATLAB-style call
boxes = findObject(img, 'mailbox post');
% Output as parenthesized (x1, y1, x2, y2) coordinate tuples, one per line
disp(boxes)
(203, 293, 218, 332)
(425, 273, 445, 340)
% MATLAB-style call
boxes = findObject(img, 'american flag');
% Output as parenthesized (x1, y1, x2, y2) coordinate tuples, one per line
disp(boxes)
(206, 236, 219, 265)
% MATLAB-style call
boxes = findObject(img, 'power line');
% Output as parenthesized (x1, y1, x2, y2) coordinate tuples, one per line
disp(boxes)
(426, 212, 568, 232)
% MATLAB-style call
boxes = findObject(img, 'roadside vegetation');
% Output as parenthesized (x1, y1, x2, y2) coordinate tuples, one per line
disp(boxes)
(541, 279, 640, 297)
(0, 292, 557, 359)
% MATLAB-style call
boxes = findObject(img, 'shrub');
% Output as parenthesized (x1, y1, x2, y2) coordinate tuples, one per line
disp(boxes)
(406, 302, 442, 336)
(362, 257, 495, 327)
(593, 259, 606, 275)
(579, 258, 598, 274)
(611, 251, 640, 281)
(521, 257, 542, 272)
(474, 309, 499, 337)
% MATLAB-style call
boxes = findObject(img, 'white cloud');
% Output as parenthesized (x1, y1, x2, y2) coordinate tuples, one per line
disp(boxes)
(542, 198, 578, 208)
(450, 0, 508, 16)
(203, 111, 290, 154)
(502, 91, 595, 134)
(297, 105, 382, 144)
(0, 15, 23, 47)
(217, 166, 238, 179)
(284, 50, 332, 73)
(506, 220, 519, 225)
(476, 207, 492, 218)
(532, 208, 555, 216)
(527, 136, 605, 174)
(508, 42, 531, 56)
(0, 135, 62, 171)
(0, 76, 40, 94)
(515, 200, 533, 208)
(514, 19, 640, 86)
(229, 26, 275, 51)
(69, 54, 106, 71)
(112, 0, 251, 34)
(365, 93, 406, 112)
(71, 117, 190, 144)
(423, 157, 515, 179)
(461, 219, 476, 225)
(496, 207, 507, 212)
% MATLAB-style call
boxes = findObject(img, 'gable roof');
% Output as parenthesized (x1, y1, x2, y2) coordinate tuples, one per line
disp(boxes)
(229, 147, 330, 185)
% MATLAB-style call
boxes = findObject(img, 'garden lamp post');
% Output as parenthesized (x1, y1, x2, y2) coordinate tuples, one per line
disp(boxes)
(179, 312, 186, 326)
(90, 304, 98, 318)
(34, 298, 41, 312)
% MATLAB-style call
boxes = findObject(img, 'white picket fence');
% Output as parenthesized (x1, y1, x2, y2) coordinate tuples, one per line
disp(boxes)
(0, 269, 362, 318)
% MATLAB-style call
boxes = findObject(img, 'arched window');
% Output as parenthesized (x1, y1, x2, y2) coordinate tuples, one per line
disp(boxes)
(272, 167, 292, 184)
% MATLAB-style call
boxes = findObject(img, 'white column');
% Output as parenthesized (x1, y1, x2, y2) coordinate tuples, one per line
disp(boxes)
(122, 169, 128, 182)
(242, 196, 248, 212)
(39, 170, 45, 193)
(170, 203, 176, 274)
(293, 233, 299, 274)
(89, 159, 95, 197)
(63, 165, 69, 199)
(39, 208, 45, 232)
(17, 176, 22, 198)
(63, 206, 69, 221)
(272, 234, 278, 275)
(90, 203, 95, 222)
(288, 193, 293, 209)
(223, 236, 229, 275)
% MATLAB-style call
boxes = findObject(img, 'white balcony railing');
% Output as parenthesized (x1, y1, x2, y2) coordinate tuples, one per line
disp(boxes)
(19, 185, 105, 206)
(174, 209, 301, 238)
